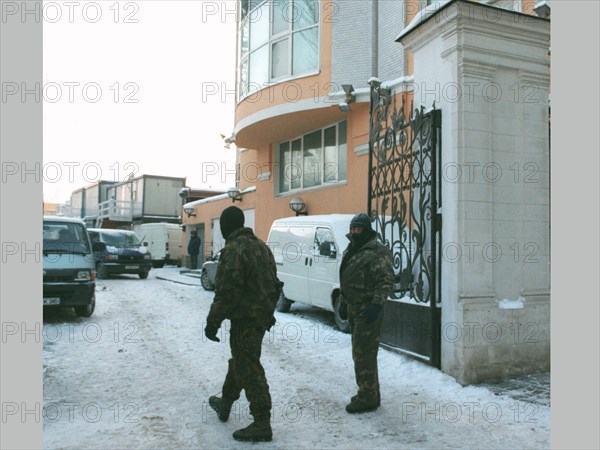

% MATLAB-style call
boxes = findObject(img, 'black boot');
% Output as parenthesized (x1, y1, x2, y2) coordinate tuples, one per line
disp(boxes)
(346, 396, 380, 414)
(350, 392, 381, 407)
(209, 395, 234, 422)
(232, 420, 273, 442)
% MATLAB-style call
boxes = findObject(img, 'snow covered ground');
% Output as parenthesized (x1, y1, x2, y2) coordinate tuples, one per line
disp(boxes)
(43, 267, 550, 449)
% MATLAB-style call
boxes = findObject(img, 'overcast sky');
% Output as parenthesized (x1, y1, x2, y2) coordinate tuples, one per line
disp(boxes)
(42, 1, 238, 203)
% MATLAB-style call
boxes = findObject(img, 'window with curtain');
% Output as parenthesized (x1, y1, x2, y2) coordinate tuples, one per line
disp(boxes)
(239, 0, 320, 100)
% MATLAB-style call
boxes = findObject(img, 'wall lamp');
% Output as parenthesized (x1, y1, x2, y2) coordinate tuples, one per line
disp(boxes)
(220, 132, 236, 149)
(338, 84, 355, 112)
(227, 187, 242, 202)
(178, 186, 191, 200)
(533, 1, 550, 18)
(289, 197, 308, 216)
(183, 207, 197, 217)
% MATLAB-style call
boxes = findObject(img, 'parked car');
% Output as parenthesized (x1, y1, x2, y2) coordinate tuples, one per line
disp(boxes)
(43, 216, 106, 317)
(135, 222, 183, 268)
(268, 215, 353, 332)
(268, 214, 416, 333)
(87, 228, 153, 279)
(200, 250, 220, 291)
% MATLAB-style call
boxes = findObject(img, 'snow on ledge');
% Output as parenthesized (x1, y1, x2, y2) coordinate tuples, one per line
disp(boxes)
(396, 0, 451, 41)
(497, 296, 525, 309)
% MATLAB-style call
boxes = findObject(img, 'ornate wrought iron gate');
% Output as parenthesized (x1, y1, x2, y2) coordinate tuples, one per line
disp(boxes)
(368, 79, 442, 367)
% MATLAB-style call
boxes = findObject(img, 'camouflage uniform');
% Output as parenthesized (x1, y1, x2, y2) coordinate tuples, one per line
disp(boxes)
(206, 227, 278, 422)
(340, 234, 394, 404)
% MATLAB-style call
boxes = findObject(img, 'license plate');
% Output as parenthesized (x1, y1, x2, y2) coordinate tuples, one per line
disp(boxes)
(43, 297, 60, 305)
(125, 265, 139, 269)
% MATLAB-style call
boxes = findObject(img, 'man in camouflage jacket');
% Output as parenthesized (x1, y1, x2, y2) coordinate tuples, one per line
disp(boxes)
(340, 213, 394, 413)
(204, 206, 278, 442)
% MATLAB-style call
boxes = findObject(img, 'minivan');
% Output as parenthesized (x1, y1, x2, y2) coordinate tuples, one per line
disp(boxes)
(87, 228, 153, 279)
(43, 216, 105, 317)
(267, 215, 354, 332)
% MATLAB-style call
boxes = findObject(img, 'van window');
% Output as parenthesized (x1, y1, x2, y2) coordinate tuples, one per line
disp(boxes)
(43, 222, 91, 254)
(314, 227, 336, 258)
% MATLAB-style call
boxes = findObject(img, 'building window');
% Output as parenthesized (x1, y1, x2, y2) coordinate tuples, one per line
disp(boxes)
(278, 121, 347, 194)
(239, 0, 320, 100)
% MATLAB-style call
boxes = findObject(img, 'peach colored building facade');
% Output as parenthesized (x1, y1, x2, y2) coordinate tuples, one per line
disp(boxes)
(183, 0, 543, 255)
(182, 0, 550, 384)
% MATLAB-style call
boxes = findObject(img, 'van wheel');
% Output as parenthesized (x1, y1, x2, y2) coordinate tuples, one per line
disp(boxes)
(75, 294, 95, 317)
(96, 264, 108, 279)
(333, 294, 350, 333)
(152, 261, 165, 268)
(139, 270, 149, 279)
(201, 269, 214, 291)
(276, 291, 292, 313)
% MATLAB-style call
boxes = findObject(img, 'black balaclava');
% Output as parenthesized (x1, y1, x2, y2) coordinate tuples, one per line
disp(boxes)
(348, 213, 376, 247)
(220, 206, 245, 240)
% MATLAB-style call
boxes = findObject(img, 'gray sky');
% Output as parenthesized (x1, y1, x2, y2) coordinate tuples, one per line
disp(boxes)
(43, 1, 238, 203)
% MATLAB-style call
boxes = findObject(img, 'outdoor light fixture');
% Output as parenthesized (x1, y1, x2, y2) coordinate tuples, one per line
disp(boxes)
(220, 132, 236, 149)
(379, 87, 391, 105)
(227, 187, 242, 202)
(180, 187, 195, 218)
(338, 84, 355, 112)
(178, 186, 191, 200)
(183, 207, 196, 217)
(289, 197, 308, 216)
(338, 101, 351, 112)
(533, 1, 550, 18)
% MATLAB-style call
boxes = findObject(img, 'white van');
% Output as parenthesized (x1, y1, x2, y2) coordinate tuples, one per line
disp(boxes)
(135, 223, 183, 267)
(267, 214, 354, 332)
(43, 216, 105, 317)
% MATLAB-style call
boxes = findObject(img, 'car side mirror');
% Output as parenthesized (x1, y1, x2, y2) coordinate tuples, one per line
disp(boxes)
(143, 242, 149, 247)
(319, 241, 337, 258)
(92, 242, 106, 252)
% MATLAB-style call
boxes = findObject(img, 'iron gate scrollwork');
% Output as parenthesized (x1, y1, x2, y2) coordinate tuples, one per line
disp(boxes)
(368, 78, 442, 367)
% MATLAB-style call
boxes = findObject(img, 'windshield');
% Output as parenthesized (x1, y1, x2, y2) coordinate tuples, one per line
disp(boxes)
(43, 222, 92, 254)
(99, 232, 142, 247)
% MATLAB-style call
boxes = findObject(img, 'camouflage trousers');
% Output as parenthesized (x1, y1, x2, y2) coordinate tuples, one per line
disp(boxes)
(348, 304, 384, 403)
(221, 319, 271, 422)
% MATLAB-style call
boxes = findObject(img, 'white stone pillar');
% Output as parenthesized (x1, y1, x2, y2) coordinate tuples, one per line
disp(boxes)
(399, 0, 550, 384)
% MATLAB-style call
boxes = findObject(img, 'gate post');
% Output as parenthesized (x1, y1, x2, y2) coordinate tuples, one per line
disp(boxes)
(398, 0, 550, 384)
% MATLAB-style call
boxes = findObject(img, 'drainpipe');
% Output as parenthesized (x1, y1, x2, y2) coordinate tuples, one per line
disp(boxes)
(371, 0, 379, 78)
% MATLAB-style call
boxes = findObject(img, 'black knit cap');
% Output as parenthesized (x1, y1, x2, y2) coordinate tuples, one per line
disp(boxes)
(349, 213, 372, 231)
(220, 206, 245, 240)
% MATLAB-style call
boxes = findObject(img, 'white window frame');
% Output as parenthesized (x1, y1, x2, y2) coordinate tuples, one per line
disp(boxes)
(238, 0, 321, 101)
(276, 120, 347, 195)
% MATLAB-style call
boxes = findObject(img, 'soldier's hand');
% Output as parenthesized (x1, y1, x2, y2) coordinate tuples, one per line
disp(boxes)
(360, 303, 382, 324)
(204, 323, 220, 342)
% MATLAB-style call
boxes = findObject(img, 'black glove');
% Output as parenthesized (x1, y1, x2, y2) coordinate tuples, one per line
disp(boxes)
(360, 303, 382, 324)
(204, 323, 220, 342)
